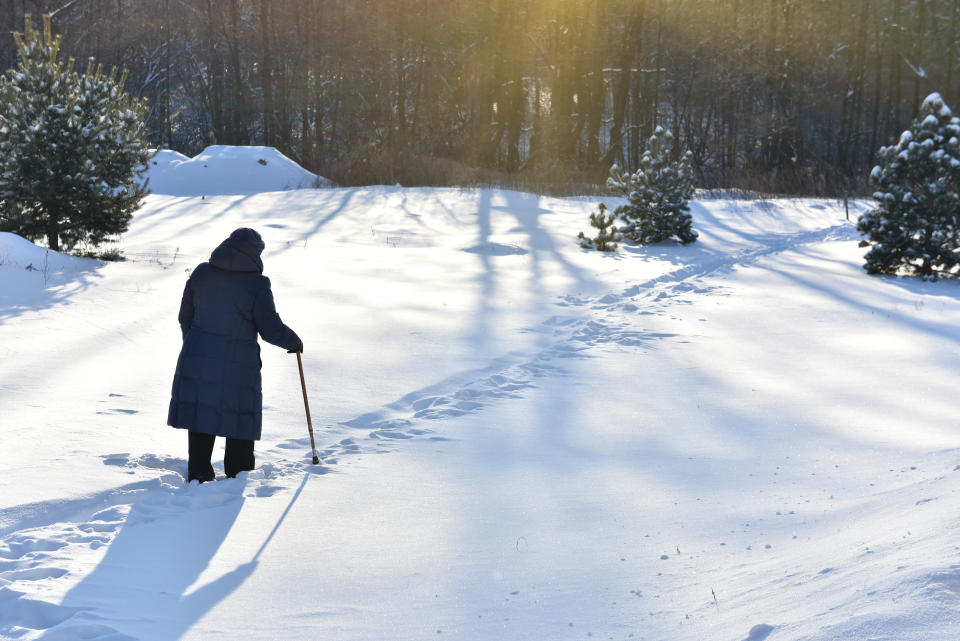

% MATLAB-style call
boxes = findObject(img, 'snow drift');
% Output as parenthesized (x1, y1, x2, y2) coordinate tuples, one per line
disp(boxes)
(0, 231, 97, 275)
(143, 145, 333, 196)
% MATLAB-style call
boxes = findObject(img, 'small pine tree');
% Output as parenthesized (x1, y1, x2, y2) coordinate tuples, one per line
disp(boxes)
(608, 127, 697, 245)
(857, 92, 960, 279)
(0, 15, 151, 252)
(578, 203, 622, 251)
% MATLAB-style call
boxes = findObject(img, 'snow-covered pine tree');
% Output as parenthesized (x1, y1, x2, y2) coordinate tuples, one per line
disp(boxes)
(577, 203, 622, 251)
(857, 93, 960, 279)
(607, 127, 697, 246)
(0, 15, 151, 252)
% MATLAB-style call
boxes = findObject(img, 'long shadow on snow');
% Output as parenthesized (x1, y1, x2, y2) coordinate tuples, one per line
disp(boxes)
(128, 194, 258, 251)
(468, 190, 600, 341)
(0, 479, 164, 539)
(499, 190, 597, 290)
(0, 261, 104, 324)
(37, 474, 310, 640)
(128, 195, 195, 226)
(766, 244, 960, 347)
(281, 188, 357, 253)
(331, 190, 604, 441)
(469, 190, 603, 447)
(467, 189, 499, 351)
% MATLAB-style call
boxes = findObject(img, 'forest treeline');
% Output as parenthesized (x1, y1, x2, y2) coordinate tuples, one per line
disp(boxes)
(2, 0, 958, 195)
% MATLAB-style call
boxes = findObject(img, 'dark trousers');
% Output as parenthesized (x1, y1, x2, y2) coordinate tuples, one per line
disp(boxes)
(187, 431, 255, 482)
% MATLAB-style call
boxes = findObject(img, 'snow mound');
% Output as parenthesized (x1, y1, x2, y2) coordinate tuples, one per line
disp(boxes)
(0, 232, 90, 271)
(144, 145, 333, 196)
(140, 149, 190, 190)
(147, 148, 190, 167)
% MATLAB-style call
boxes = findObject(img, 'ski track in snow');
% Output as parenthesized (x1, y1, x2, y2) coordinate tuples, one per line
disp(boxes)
(0, 220, 860, 639)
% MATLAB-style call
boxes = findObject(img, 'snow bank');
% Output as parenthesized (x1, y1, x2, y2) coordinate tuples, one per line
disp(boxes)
(0, 232, 101, 313)
(144, 145, 333, 196)
(147, 148, 191, 168)
(0, 232, 91, 272)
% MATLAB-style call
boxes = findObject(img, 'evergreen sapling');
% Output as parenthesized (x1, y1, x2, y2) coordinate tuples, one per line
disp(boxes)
(857, 92, 960, 279)
(0, 15, 152, 252)
(578, 203, 622, 251)
(607, 127, 697, 245)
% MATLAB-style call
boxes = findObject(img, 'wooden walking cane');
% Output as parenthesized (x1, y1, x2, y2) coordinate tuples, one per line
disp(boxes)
(296, 352, 320, 465)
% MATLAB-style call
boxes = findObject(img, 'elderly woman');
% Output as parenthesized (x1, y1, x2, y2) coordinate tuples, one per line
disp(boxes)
(168, 228, 303, 483)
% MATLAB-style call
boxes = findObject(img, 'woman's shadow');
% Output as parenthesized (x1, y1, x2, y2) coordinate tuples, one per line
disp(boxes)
(40, 473, 310, 640)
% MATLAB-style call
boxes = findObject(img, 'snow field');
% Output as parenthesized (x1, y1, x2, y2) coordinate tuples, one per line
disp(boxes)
(1, 184, 960, 640)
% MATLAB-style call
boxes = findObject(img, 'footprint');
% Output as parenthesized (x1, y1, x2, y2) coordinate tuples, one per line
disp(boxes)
(0, 567, 68, 581)
(411, 396, 444, 411)
(0, 586, 82, 630)
(95, 408, 139, 415)
(743, 624, 775, 641)
(130, 454, 185, 471)
(370, 430, 414, 440)
(925, 568, 960, 598)
(76, 522, 119, 534)
(101, 453, 130, 466)
(42, 622, 136, 641)
(252, 485, 282, 498)
(0, 537, 68, 560)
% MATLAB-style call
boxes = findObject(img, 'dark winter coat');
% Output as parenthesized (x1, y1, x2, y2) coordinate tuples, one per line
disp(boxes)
(168, 228, 303, 440)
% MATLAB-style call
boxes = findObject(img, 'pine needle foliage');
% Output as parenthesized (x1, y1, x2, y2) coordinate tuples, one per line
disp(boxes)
(857, 93, 960, 279)
(578, 203, 622, 252)
(607, 127, 697, 246)
(0, 15, 152, 252)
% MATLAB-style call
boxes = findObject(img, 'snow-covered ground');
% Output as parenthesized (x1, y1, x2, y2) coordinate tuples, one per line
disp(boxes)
(2, 173, 960, 640)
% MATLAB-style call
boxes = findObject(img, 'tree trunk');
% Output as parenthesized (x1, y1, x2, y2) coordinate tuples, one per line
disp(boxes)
(163, 0, 172, 147)
(505, 3, 527, 172)
(912, 0, 926, 113)
(395, 0, 407, 154)
(46, 216, 60, 252)
(869, 14, 885, 158)
(650, 0, 664, 133)
(259, 0, 274, 147)
(850, 0, 869, 174)
(892, 0, 903, 134)
(948, 1, 959, 108)
(584, 0, 605, 170)
(608, 3, 636, 171)
(228, 0, 249, 145)
(553, 0, 576, 164)
(205, 0, 225, 143)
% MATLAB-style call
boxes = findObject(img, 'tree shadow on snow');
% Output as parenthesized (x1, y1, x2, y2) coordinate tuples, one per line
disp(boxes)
(467, 189, 601, 350)
(0, 258, 104, 325)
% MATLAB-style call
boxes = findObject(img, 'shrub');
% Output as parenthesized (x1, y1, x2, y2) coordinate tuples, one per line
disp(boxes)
(857, 93, 960, 279)
(607, 127, 697, 245)
(577, 203, 622, 252)
(0, 15, 151, 252)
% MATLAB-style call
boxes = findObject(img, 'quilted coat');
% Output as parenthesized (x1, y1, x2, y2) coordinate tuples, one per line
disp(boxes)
(167, 228, 302, 440)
